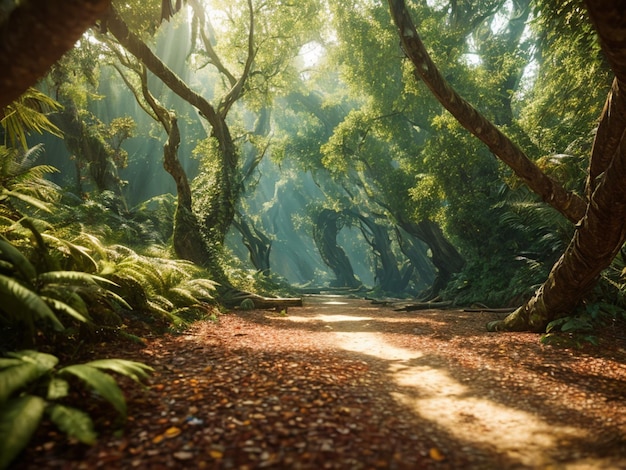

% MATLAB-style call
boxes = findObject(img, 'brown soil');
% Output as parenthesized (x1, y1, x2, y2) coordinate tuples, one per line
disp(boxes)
(15, 295, 626, 469)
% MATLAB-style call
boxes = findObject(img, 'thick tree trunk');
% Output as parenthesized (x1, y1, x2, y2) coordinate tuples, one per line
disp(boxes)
(387, 0, 587, 224)
(487, 1, 626, 332)
(395, 227, 436, 292)
(388, 0, 626, 332)
(313, 209, 362, 289)
(400, 219, 465, 300)
(0, 0, 111, 108)
(351, 212, 404, 293)
(488, 128, 626, 332)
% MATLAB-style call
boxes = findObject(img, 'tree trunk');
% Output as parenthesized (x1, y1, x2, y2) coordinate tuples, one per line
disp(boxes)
(400, 219, 465, 300)
(0, 0, 111, 108)
(312, 209, 362, 289)
(486, 1, 626, 332)
(137, 66, 215, 269)
(395, 226, 436, 292)
(232, 213, 272, 276)
(105, 5, 238, 251)
(351, 212, 404, 293)
(387, 0, 587, 224)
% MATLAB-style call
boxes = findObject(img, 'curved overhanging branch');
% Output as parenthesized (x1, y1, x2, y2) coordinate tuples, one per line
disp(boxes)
(0, 0, 111, 108)
(103, 4, 221, 131)
(387, 0, 587, 224)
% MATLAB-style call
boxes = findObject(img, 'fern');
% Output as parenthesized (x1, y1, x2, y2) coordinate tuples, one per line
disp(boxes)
(0, 350, 152, 469)
(1, 87, 63, 150)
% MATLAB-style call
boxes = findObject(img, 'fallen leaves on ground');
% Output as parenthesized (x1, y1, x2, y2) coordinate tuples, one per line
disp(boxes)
(13, 296, 626, 469)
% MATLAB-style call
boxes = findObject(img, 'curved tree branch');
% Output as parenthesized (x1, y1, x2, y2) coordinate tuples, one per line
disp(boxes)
(218, 0, 256, 118)
(0, 0, 111, 109)
(387, 0, 587, 224)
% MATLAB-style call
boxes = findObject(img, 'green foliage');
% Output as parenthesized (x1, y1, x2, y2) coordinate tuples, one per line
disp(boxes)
(240, 298, 255, 310)
(1, 88, 63, 151)
(0, 350, 151, 469)
(0, 145, 60, 218)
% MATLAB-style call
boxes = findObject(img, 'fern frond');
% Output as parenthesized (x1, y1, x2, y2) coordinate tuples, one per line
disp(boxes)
(0, 395, 46, 469)
(0, 274, 64, 331)
(40, 297, 89, 323)
(1, 88, 63, 150)
(82, 358, 152, 383)
(47, 404, 96, 445)
(0, 235, 36, 281)
(59, 365, 127, 417)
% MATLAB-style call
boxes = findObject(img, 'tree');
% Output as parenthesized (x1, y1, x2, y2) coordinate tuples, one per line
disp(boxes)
(0, 0, 111, 109)
(387, 0, 626, 332)
(102, 0, 320, 282)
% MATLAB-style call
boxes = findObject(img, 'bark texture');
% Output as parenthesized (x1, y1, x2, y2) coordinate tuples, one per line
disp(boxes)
(0, 0, 111, 108)
(487, 1, 626, 331)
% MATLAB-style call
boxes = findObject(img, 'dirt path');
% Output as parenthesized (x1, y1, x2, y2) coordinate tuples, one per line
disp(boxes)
(16, 295, 626, 469)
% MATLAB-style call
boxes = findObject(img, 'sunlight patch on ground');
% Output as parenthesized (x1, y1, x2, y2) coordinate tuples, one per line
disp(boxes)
(332, 331, 587, 467)
(323, 301, 349, 305)
(275, 314, 374, 323)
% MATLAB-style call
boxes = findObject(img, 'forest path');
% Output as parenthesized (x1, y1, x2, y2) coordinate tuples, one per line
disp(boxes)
(17, 295, 626, 469)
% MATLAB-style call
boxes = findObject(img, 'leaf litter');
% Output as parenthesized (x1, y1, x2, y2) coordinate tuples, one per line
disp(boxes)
(13, 296, 626, 469)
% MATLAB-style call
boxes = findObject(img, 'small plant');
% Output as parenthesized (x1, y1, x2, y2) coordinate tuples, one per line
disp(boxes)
(0, 349, 152, 469)
(240, 298, 255, 310)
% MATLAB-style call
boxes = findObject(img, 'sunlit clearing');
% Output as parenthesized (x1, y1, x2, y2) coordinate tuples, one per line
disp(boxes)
(333, 331, 587, 466)
(279, 314, 374, 323)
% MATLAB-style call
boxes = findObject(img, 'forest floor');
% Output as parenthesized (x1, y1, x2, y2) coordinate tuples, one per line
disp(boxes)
(15, 295, 626, 469)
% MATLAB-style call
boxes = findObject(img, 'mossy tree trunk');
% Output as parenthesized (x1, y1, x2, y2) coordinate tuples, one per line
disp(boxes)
(132, 65, 215, 270)
(105, 5, 244, 274)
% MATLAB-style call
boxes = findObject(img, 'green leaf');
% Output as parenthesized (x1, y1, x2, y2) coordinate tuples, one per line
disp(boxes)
(0, 358, 23, 369)
(8, 350, 59, 369)
(47, 377, 69, 400)
(59, 365, 127, 417)
(104, 290, 133, 311)
(83, 359, 153, 383)
(0, 274, 64, 331)
(0, 236, 36, 281)
(37, 271, 100, 286)
(3, 190, 52, 213)
(47, 404, 97, 445)
(0, 351, 58, 403)
(40, 296, 89, 323)
(0, 395, 46, 470)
